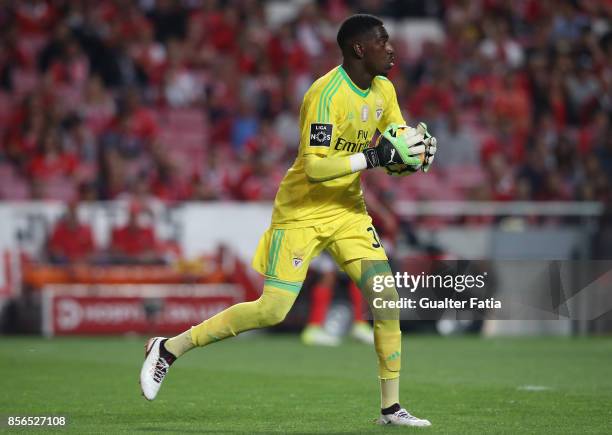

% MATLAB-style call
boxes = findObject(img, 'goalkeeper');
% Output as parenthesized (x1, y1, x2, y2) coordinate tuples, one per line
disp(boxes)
(140, 14, 437, 427)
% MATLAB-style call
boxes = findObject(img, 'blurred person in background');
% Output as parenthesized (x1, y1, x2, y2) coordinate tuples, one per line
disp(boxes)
(27, 128, 78, 181)
(44, 37, 89, 88)
(163, 38, 203, 107)
(109, 202, 164, 265)
(3, 93, 48, 171)
(0, 24, 29, 91)
(80, 75, 116, 135)
(61, 113, 96, 164)
(47, 201, 96, 264)
(431, 109, 478, 168)
(301, 253, 374, 346)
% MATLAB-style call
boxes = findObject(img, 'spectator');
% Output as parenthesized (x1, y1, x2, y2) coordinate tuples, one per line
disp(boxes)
(188, 175, 219, 201)
(45, 38, 89, 87)
(110, 202, 163, 264)
(61, 113, 96, 163)
(163, 39, 202, 107)
(81, 75, 116, 135)
(231, 99, 259, 153)
(116, 90, 158, 143)
(47, 202, 96, 264)
(478, 17, 524, 69)
(14, 0, 56, 36)
(130, 21, 167, 85)
(0, 25, 29, 91)
(27, 128, 78, 181)
(226, 154, 282, 201)
(431, 109, 479, 168)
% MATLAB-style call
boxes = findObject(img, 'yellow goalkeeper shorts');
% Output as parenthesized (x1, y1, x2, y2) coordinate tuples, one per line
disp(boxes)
(252, 213, 388, 287)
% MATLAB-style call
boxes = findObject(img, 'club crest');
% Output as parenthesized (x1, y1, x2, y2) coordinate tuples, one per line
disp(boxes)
(361, 105, 369, 122)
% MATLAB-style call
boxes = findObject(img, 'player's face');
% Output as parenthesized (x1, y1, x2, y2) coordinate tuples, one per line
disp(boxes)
(363, 25, 395, 75)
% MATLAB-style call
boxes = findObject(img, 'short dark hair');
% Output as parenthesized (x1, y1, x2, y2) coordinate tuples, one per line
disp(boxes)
(336, 14, 383, 51)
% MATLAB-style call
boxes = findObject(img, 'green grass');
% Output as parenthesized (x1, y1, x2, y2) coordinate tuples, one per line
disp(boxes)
(1, 334, 611, 434)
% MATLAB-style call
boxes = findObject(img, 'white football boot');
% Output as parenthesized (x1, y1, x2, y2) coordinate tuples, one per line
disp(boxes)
(140, 337, 174, 401)
(377, 407, 431, 427)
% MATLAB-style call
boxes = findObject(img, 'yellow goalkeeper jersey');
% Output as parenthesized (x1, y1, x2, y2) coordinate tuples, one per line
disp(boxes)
(271, 65, 406, 228)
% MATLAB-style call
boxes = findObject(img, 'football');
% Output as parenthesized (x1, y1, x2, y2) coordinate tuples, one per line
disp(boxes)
(375, 124, 426, 177)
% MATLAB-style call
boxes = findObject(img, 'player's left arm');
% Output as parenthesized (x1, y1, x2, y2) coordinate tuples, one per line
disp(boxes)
(417, 123, 437, 173)
(376, 76, 407, 132)
(376, 77, 438, 172)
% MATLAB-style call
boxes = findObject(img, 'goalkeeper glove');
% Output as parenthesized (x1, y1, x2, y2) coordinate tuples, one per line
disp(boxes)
(363, 123, 425, 169)
(415, 122, 438, 173)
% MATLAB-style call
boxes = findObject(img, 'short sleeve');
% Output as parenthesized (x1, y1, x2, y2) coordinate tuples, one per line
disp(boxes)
(376, 77, 406, 133)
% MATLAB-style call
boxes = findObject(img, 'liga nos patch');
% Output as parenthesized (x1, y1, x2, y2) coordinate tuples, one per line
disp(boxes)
(309, 123, 332, 147)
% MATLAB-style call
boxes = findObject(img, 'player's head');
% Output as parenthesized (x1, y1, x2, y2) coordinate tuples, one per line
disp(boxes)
(337, 14, 394, 75)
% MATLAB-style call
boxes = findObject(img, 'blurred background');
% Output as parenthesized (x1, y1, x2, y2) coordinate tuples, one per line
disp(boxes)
(0, 0, 610, 339)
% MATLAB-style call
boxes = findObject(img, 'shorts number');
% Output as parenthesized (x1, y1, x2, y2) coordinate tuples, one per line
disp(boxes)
(367, 226, 382, 248)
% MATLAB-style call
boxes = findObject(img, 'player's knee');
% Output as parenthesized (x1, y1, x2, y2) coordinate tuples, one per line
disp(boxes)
(258, 304, 289, 326)
(255, 297, 291, 327)
(265, 306, 289, 326)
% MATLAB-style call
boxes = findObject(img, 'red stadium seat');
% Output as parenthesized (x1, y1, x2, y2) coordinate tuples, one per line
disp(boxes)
(0, 174, 31, 200)
(41, 178, 77, 201)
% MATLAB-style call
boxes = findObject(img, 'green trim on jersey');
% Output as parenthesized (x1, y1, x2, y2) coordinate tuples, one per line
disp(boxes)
(376, 75, 390, 81)
(266, 229, 285, 277)
(264, 277, 303, 294)
(339, 66, 370, 98)
(316, 70, 342, 122)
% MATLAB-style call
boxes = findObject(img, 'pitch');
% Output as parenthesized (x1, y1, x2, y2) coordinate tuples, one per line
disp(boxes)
(1, 335, 610, 434)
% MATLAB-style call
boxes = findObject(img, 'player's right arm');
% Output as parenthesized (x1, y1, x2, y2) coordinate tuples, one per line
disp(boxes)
(303, 154, 363, 182)
(303, 137, 424, 182)
(300, 82, 362, 182)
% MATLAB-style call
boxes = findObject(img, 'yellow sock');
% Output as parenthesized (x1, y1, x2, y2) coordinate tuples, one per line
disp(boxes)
(164, 329, 195, 358)
(380, 377, 400, 409)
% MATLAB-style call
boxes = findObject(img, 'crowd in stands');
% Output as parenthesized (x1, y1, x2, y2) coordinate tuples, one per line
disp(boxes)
(0, 0, 610, 205)
(46, 200, 171, 264)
